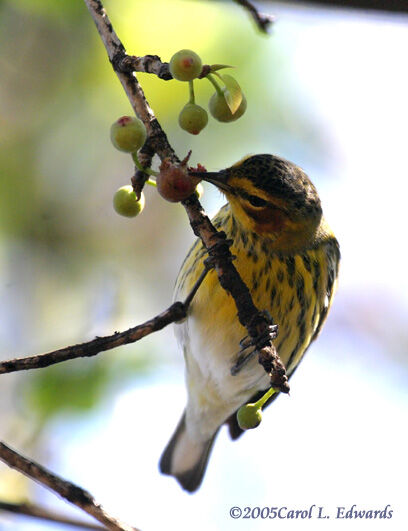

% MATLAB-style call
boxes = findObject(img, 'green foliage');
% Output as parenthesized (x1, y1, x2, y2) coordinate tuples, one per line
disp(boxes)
(217, 73, 243, 114)
(209, 89, 247, 122)
(4, 0, 84, 19)
(23, 351, 155, 422)
(24, 360, 111, 420)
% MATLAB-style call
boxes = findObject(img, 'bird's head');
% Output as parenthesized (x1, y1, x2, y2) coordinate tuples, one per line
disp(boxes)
(193, 154, 323, 251)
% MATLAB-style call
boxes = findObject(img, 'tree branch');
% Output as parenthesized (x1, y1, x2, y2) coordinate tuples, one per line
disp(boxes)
(0, 500, 106, 530)
(0, 302, 186, 374)
(292, 0, 408, 13)
(113, 54, 172, 80)
(0, 442, 139, 531)
(233, 0, 274, 33)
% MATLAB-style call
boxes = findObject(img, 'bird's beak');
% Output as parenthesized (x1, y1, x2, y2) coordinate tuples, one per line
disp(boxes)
(188, 170, 232, 193)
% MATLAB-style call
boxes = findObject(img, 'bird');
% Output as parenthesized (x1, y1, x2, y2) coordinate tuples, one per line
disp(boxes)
(159, 154, 340, 492)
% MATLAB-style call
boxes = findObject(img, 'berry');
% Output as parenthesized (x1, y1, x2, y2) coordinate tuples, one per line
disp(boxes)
(157, 159, 201, 203)
(110, 116, 147, 153)
(113, 186, 145, 217)
(237, 403, 262, 430)
(209, 89, 247, 123)
(169, 49, 202, 81)
(178, 103, 208, 135)
(194, 182, 204, 199)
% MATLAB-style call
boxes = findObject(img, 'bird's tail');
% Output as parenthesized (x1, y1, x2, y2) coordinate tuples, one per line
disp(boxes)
(159, 411, 218, 492)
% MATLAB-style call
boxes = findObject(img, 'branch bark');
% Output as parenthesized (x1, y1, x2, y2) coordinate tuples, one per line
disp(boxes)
(287, 0, 408, 13)
(233, 0, 274, 33)
(0, 442, 139, 531)
(0, 501, 106, 530)
(0, 302, 186, 374)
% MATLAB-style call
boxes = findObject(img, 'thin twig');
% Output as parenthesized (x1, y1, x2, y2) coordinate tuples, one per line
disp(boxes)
(116, 55, 211, 81)
(0, 442, 139, 531)
(0, 302, 186, 374)
(293, 0, 408, 13)
(115, 54, 172, 80)
(0, 500, 106, 530)
(233, 0, 274, 33)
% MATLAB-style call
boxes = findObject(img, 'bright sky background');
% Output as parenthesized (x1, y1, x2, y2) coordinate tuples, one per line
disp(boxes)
(1, 3, 408, 531)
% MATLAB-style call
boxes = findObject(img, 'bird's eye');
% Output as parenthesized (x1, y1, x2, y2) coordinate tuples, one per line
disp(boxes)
(247, 195, 267, 208)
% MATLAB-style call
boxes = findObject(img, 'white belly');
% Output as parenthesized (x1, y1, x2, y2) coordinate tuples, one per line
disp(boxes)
(175, 269, 270, 440)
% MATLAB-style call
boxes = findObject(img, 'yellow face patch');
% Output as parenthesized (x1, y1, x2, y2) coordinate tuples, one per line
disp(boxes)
(225, 177, 287, 236)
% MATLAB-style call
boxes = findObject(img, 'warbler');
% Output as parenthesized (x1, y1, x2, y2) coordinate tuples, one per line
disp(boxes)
(160, 154, 340, 492)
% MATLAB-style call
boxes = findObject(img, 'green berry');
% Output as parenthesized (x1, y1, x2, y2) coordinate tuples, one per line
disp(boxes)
(178, 103, 208, 135)
(110, 116, 147, 153)
(169, 49, 202, 81)
(237, 403, 262, 430)
(194, 182, 204, 199)
(113, 186, 145, 217)
(209, 89, 247, 123)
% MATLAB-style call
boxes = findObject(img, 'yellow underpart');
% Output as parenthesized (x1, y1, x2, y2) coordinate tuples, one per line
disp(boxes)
(175, 204, 338, 377)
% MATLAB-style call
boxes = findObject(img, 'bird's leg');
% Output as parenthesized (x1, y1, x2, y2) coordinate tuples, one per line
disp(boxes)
(231, 348, 258, 375)
(171, 266, 210, 323)
(239, 335, 252, 350)
(181, 267, 210, 311)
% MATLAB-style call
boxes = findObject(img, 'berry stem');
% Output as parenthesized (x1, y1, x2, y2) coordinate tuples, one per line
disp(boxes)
(188, 80, 195, 104)
(206, 74, 223, 96)
(146, 178, 157, 187)
(132, 152, 159, 176)
(253, 386, 277, 410)
(213, 71, 224, 83)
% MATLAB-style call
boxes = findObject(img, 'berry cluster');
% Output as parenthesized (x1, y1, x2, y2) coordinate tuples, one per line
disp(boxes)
(108, 50, 246, 217)
(110, 116, 148, 217)
(110, 117, 204, 217)
(169, 49, 246, 134)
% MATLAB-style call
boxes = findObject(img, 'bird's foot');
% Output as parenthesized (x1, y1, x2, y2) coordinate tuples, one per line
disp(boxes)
(232, 311, 279, 375)
(231, 311, 289, 393)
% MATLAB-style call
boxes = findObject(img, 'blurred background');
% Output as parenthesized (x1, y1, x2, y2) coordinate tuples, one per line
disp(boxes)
(1, 0, 407, 529)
